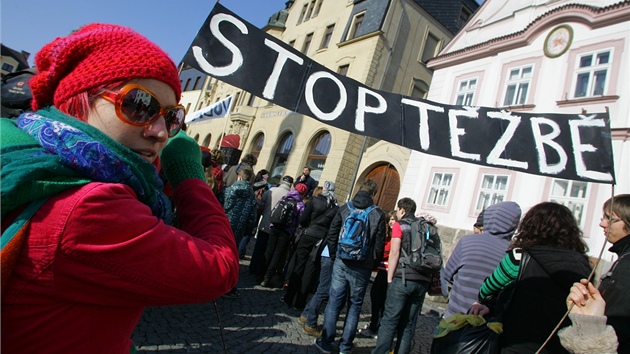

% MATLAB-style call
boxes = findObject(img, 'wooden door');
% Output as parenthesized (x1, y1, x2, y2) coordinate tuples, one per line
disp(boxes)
(365, 164, 400, 212)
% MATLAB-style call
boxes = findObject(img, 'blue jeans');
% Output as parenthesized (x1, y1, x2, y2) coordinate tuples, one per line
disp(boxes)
(238, 234, 252, 258)
(301, 255, 332, 328)
(320, 258, 371, 353)
(372, 277, 429, 354)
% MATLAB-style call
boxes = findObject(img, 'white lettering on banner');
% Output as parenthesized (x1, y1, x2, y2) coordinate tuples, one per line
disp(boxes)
(449, 107, 481, 161)
(401, 98, 445, 151)
(193, 14, 247, 76)
(356, 87, 387, 132)
(184, 4, 615, 184)
(263, 39, 304, 100)
(570, 115, 613, 182)
(486, 111, 528, 169)
(531, 117, 568, 174)
(305, 71, 347, 121)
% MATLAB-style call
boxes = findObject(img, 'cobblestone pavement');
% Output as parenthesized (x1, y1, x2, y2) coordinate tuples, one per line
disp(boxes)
(132, 257, 445, 353)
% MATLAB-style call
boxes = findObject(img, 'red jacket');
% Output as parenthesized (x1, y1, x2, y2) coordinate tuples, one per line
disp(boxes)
(1, 179, 239, 354)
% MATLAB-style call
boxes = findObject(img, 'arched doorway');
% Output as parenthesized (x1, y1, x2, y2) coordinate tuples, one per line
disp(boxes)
(365, 164, 400, 212)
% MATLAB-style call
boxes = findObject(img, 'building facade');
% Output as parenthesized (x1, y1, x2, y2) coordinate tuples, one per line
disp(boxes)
(398, 0, 630, 272)
(183, 0, 478, 212)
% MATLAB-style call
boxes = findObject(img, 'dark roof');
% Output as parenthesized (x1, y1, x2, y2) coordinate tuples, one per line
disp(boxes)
(1, 44, 30, 71)
(413, 0, 480, 35)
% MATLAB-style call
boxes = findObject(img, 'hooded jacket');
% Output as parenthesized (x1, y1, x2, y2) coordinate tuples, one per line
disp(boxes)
(443, 201, 521, 317)
(222, 180, 258, 242)
(326, 190, 386, 270)
(499, 246, 591, 354)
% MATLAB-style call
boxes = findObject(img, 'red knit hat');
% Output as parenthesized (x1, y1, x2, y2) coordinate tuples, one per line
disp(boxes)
(30, 23, 181, 111)
(295, 183, 308, 196)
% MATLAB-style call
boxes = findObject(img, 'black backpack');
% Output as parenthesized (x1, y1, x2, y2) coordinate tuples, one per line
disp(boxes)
(1, 68, 36, 118)
(400, 217, 442, 274)
(269, 196, 298, 227)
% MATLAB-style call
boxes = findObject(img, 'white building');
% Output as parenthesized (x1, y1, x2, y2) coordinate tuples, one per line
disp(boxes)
(399, 0, 630, 271)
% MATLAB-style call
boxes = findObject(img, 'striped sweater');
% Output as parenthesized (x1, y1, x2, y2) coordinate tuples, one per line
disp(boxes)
(442, 201, 521, 318)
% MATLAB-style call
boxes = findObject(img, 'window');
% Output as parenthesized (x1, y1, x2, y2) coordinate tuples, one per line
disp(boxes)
(250, 133, 265, 159)
(232, 92, 241, 110)
(421, 33, 440, 63)
(305, 132, 331, 183)
(549, 179, 588, 225)
(411, 80, 429, 99)
(455, 78, 477, 105)
(348, 13, 365, 40)
(246, 93, 256, 107)
(202, 134, 212, 148)
(475, 174, 509, 211)
(289, 40, 296, 48)
(573, 50, 611, 98)
(183, 78, 191, 91)
(503, 66, 532, 106)
(458, 6, 472, 29)
(337, 64, 349, 76)
(320, 24, 335, 49)
(304, 0, 315, 20)
(269, 133, 294, 185)
(427, 172, 453, 206)
(313, 0, 323, 17)
(297, 4, 308, 24)
(302, 33, 313, 54)
(1, 62, 15, 72)
(192, 76, 202, 90)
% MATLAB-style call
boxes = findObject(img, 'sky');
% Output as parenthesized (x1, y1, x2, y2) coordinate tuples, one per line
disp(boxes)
(2, 0, 485, 67)
(1, 0, 289, 66)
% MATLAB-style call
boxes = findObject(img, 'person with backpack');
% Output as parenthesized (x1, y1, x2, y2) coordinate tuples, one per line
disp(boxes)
(314, 179, 386, 354)
(372, 198, 437, 354)
(249, 175, 293, 283)
(261, 183, 307, 288)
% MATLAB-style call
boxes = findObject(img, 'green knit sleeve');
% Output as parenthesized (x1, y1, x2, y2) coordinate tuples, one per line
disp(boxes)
(479, 250, 520, 301)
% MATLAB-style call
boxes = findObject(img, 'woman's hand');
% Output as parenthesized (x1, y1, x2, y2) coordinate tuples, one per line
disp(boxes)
(567, 278, 606, 316)
(469, 302, 490, 316)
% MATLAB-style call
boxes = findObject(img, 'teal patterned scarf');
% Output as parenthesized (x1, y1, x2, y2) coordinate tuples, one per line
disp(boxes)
(1, 107, 172, 222)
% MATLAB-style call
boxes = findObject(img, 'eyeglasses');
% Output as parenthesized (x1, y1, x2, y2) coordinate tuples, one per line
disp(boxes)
(600, 216, 622, 223)
(102, 84, 186, 137)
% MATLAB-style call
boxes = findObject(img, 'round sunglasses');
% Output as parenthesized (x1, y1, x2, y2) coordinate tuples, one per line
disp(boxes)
(101, 84, 186, 137)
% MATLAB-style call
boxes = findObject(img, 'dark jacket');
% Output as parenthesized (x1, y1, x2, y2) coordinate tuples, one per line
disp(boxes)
(294, 173, 317, 197)
(499, 246, 591, 354)
(600, 234, 630, 354)
(327, 190, 386, 270)
(300, 195, 338, 239)
(222, 180, 258, 241)
(394, 215, 431, 283)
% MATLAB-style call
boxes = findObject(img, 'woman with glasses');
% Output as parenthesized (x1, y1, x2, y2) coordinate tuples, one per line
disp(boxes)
(1, 24, 239, 353)
(595, 194, 630, 353)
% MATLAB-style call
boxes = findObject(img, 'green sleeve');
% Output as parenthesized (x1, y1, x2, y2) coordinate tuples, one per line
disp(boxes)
(479, 250, 520, 301)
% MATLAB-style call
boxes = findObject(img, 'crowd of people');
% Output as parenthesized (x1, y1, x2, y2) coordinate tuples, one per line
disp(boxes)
(2, 23, 628, 354)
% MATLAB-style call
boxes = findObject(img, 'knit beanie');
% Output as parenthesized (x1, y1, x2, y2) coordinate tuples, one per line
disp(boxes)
(30, 23, 181, 111)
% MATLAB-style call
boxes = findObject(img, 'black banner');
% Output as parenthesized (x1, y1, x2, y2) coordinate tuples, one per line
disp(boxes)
(183, 3, 615, 184)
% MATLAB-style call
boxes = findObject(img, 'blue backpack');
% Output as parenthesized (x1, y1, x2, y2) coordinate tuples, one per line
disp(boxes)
(337, 202, 377, 261)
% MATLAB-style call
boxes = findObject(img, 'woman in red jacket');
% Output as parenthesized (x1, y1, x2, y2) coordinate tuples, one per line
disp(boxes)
(0, 24, 239, 354)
